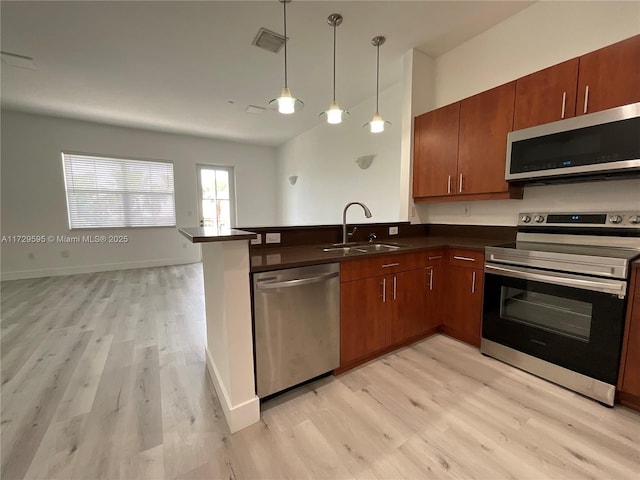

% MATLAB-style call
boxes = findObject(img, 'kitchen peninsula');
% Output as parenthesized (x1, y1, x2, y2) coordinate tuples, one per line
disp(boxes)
(179, 226, 260, 433)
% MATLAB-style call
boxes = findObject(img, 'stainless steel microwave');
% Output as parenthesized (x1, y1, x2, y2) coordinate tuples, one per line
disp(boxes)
(506, 102, 640, 182)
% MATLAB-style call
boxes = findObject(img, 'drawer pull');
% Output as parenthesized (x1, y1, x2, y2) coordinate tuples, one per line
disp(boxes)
(382, 262, 400, 268)
(453, 256, 476, 262)
(428, 255, 442, 260)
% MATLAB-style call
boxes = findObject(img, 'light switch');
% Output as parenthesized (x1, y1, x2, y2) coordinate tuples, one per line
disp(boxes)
(389, 226, 399, 235)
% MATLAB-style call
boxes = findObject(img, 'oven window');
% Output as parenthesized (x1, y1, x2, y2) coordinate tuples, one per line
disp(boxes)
(499, 287, 593, 342)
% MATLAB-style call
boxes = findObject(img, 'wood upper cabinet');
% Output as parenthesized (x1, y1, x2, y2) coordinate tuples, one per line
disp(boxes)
(577, 34, 640, 115)
(458, 81, 516, 196)
(340, 276, 388, 365)
(514, 58, 580, 130)
(413, 103, 460, 198)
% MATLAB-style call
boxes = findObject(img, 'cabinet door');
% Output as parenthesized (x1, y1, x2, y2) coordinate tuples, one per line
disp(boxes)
(577, 34, 640, 115)
(422, 263, 442, 333)
(387, 269, 425, 345)
(514, 58, 579, 130)
(340, 277, 388, 365)
(443, 266, 483, 347)
(412, 103, 460, 198)
(458, 82, 516, 195)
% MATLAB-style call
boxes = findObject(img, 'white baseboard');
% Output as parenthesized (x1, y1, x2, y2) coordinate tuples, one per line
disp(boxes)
(0, 256, 200, 281)
(205, 347, 260, 433)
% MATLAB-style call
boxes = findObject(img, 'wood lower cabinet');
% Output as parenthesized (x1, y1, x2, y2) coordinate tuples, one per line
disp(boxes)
(340, 276, 387, 365)
(421, 253, 444, 334)
(617, 264, 640, 412)
(577, 34, 640, 115)
(514, 58, 580, 130)
(386, 269, 426, 346)
(441, 249, 485, 348)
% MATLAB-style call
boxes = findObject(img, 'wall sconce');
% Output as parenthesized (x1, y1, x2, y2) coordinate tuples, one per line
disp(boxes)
(288, 175, 298, 185)
(356, 155, 375, 170)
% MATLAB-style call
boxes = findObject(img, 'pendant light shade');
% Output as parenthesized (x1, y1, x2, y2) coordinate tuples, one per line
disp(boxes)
(364, 36, 390, 133)
(269, 0, 303, 114)
(320, 13, 349, 124)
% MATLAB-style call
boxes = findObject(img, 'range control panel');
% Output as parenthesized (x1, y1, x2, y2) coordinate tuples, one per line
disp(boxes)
(518, 212, 640, 228)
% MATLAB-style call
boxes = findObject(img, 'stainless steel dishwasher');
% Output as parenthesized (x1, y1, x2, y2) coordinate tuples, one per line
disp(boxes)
(253, 263, 340, 398)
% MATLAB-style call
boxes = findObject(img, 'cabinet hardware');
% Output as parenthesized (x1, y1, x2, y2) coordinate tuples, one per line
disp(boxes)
(453, 256, 476, 262)
(561, 91, 567, 119)
(447, 175, 452, 194)
(472, 271, 476, 293)
(393, 276, 397, 300)
(583, 85, 589, 114)
(382, 278, 386, 303)
(459, 173, 463, 193)
(428, 255, 442, 260)
(382, 262, 400, 268)
(428, 268, 434, 291)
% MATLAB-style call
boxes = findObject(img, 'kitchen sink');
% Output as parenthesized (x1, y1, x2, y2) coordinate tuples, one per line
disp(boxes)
(321, 242, 411, 254)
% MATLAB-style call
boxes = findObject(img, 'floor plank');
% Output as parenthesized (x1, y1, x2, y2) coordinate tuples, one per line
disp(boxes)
(2, 264, 639, 479)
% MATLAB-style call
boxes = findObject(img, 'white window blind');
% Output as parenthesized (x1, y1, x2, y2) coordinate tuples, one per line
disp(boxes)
(62, 153, 176, 229)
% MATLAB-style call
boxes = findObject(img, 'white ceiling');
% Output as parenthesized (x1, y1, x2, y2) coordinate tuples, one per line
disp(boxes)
(1, 1, 534, 147)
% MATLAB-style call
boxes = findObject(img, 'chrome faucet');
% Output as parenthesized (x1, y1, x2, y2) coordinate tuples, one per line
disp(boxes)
(342, 202, 372, 244)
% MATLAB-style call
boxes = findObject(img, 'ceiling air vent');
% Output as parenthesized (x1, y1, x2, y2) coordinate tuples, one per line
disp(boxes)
(252, 28, 286, 53)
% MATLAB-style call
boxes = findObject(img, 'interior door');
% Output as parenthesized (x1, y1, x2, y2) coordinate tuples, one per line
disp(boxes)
(196, 165, 236, 229)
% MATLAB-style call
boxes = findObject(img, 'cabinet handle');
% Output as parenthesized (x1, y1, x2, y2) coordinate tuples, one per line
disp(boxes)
(453, 255, 476, 262)
(428, 267, 434, 291)
(459, 173, 463, 193)
(393, 276, 397, 300)
(472, 271, 476, 294)
(382, 262, 400, 268)
(561, 91, 566, 119)
(583, 85, 589, 114)
(447, 175, 452, 194)
(428, 255, 442, 260)
(382, 278, 386, 303)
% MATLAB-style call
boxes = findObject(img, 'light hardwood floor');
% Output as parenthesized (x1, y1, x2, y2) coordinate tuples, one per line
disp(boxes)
(1, 264, 639, 479)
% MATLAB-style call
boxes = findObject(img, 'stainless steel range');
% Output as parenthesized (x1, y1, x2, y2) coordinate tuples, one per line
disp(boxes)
(482, 211, 640, 405)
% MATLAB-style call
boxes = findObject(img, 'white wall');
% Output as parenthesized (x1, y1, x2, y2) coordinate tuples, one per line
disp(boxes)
(415, 1, 640, 226)
(277, 83, 403, 225)
(1, 111, 278, 279)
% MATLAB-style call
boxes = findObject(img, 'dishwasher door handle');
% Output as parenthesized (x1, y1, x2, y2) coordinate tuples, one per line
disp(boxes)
(256, 271, 339, 290)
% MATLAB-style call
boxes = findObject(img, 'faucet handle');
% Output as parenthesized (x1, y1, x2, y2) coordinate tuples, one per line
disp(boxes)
(348, 226, 358, 239)
(368, 233, 377, 242)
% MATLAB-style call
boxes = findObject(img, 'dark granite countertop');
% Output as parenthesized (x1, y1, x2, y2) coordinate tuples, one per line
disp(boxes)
(179, 227, 257, 243)
(250, 235, 505, 273)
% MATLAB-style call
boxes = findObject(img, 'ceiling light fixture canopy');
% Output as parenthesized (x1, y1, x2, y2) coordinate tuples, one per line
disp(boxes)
(269, 0, 303, 115)
(320, 13, 349, 125)
(364, 36, 390, 133)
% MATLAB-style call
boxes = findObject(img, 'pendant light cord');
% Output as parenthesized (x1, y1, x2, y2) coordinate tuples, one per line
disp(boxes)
(332, 23, 336, 101)
(375, 43, 380, 113)
(283, 0, 288, 88)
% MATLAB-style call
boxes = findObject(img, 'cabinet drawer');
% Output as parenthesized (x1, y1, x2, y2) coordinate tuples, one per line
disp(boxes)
(424, 249, 445, 265)
(341, 251, 427, 282)
(447, 248, 484, 268)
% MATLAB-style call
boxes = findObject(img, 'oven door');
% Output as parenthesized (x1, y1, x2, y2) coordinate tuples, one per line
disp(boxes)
(483, 263, 627, 385)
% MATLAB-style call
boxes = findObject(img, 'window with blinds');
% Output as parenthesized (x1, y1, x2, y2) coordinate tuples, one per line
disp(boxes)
(62, 153, 176, 229)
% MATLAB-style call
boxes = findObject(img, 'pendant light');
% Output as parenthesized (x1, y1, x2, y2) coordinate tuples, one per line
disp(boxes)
(364, 36, 390, 133)
(320, 13, 349, 124)
(269, 0, 303, 114)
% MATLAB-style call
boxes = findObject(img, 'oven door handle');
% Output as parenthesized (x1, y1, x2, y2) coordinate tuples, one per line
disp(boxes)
(484, 263, 627, 296)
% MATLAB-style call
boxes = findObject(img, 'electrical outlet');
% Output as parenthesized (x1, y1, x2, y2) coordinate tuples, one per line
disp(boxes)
(265, 232, 281, 244)
(463, 204, 471, 217)
(389, 226, 399, 235)
(251, 234, 263, 245)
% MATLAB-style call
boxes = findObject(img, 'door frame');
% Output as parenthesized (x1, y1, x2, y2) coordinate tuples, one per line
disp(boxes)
(195, 164, 238, 229)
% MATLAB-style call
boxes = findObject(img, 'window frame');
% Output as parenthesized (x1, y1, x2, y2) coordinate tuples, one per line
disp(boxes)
(61, 151, 177, 230)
